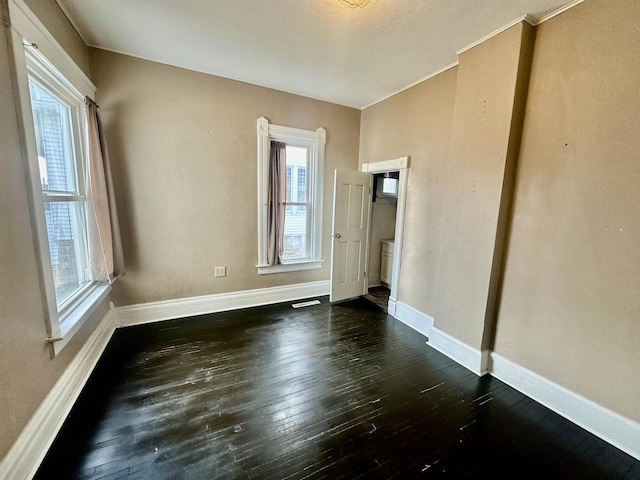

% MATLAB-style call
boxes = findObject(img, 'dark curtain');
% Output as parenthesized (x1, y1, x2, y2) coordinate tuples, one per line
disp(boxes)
(267, 141, 286, 265)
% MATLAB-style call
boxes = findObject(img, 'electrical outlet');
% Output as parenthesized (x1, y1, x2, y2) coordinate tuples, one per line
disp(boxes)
(214, 266, 226, 277)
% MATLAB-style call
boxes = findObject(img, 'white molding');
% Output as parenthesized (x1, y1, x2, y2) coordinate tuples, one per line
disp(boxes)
(256, 117, 324, 270)
(9, 20, 105, 357)
(9, 27, 59, 343)
(361, 61, 459, 110)
(8, 0, 95, 97)
(114, 280, 330, 327)
(256, 116, 269, 269)
(361, 156, 408, 173)
(393, 301, 433, 339)
(456, 15, 536, 56)
(0, 310, 116, 480)
(536, 0, 585, 25)
(491, 353, 640, 461)
(363, 0, 585, 110)
(257, 260, 323, 275)
(387, 297, 397, 316)
(390, 167, 407, 304)
(360, 157, 409, 308)
(454, 1, 585, 58)
(427, 327, 490, 376)
(51, 284, 111, 356)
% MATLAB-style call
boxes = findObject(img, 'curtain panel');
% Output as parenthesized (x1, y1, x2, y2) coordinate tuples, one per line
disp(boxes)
(267, 141, 286, 265)
(85, 97, 125, 282)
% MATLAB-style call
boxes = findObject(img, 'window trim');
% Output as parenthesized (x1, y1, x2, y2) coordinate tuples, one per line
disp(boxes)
(9, 0, 108, 357)
(256, 117, 325, 275)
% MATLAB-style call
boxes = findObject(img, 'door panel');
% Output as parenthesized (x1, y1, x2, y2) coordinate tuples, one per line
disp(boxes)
(330, 170, 371, 302)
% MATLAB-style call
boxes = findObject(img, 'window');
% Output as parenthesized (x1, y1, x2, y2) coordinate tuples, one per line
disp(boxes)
(256, 117, 325, 274)
(283, 146, 308, 260)
(29, 77, 91, 309)
(11, 24, 110, 355)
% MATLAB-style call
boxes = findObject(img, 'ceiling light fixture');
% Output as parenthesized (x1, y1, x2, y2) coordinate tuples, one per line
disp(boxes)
(338, 0, 371, 9)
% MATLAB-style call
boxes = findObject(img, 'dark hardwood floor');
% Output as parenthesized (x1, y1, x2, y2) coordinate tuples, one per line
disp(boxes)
(363, 286, 390, 313)
(35, 297, 639, 479)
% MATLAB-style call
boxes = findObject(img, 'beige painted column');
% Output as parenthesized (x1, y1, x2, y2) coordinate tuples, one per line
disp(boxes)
(433, 21, 535, 358)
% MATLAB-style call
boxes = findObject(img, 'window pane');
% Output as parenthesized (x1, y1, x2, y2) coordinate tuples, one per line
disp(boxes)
(283, 205, 307, 260)
(285, 166, 292, 202)
(44, 201, 90, 308)
(285, 146, 308, 202)
(28, 78, 78, 193)
(297, 168, 306, 203)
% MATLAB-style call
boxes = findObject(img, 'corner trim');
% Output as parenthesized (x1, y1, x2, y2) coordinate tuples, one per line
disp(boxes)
(490, 353, 640, 460)
(114, 280, 330, 327)
(426, 327, 490, 376)
(393, 301, 433, 339)
(0, 310, 116, 480)
(456, 14, 536, 56)
(536, 0, 585, 25)
(360, 61, 459, 110)
(387, 297, 397, 316)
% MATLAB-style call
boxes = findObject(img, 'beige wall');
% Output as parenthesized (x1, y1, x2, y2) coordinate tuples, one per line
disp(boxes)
(89, 49, 361, 306)
(359, 67, 458, 316)
(23, 0, 90, 77)
(368, 197, 396, 287)
(359, 0, 639, 424)
(0, 0, 108, 461)
(433, 22, 534, 349)
(2, 0, 638, 465)
(494, 0, 640, 421)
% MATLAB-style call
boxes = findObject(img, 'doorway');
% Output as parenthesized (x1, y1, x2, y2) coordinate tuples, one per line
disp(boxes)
(361, 157, 408, 314)
(329, 157, 408, 311)
(363, 171, 398, 312)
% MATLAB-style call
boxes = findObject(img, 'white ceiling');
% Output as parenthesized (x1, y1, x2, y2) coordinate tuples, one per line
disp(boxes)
(58, 0, 576, 109)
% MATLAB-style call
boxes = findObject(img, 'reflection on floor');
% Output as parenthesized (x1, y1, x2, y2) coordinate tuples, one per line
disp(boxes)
(363, 285, 390, 312)
(35, 297, 640, 479)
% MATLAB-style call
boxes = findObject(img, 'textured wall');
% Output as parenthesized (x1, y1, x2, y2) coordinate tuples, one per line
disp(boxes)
(494, 0, 640, 422)
(359, 67, 458, 316)
(0, 0, 107, 460)
(89, 49, 361, 306)
(367, 198, 396, 287)
(23, 0, 90, 76)
(433, 22, 534, 349)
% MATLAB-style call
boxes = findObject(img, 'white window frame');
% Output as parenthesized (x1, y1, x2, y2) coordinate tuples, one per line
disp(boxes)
(256, 117, 325, 274)
(9, 0, 110, 356)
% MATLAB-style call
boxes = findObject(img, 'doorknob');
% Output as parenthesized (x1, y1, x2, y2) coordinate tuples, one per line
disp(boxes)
(333, 233, 341, 239)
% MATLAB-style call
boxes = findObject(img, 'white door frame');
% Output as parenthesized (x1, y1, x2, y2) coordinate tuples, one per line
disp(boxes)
(361, 156, 409, 316)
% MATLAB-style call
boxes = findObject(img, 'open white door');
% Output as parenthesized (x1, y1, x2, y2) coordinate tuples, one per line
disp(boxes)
(330, 170, 372, 302)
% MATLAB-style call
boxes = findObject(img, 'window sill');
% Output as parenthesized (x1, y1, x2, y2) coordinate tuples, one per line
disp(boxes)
(49, 282, 111, 356)
(257, 260, 323, 275)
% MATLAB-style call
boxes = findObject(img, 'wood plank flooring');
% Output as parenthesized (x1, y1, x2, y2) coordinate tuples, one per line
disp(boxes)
(362, 286, 390, 313)
(35, 297, 639, 479)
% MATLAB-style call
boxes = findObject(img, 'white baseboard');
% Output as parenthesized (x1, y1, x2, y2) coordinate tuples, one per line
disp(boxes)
(387, 296, 397, 316)
(115, 280, 330, 327)
(427, 327, 490, 376)
(393, 301, 433, 339)
(0, 310, 116, 480)
(491, 353, 640, 461)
